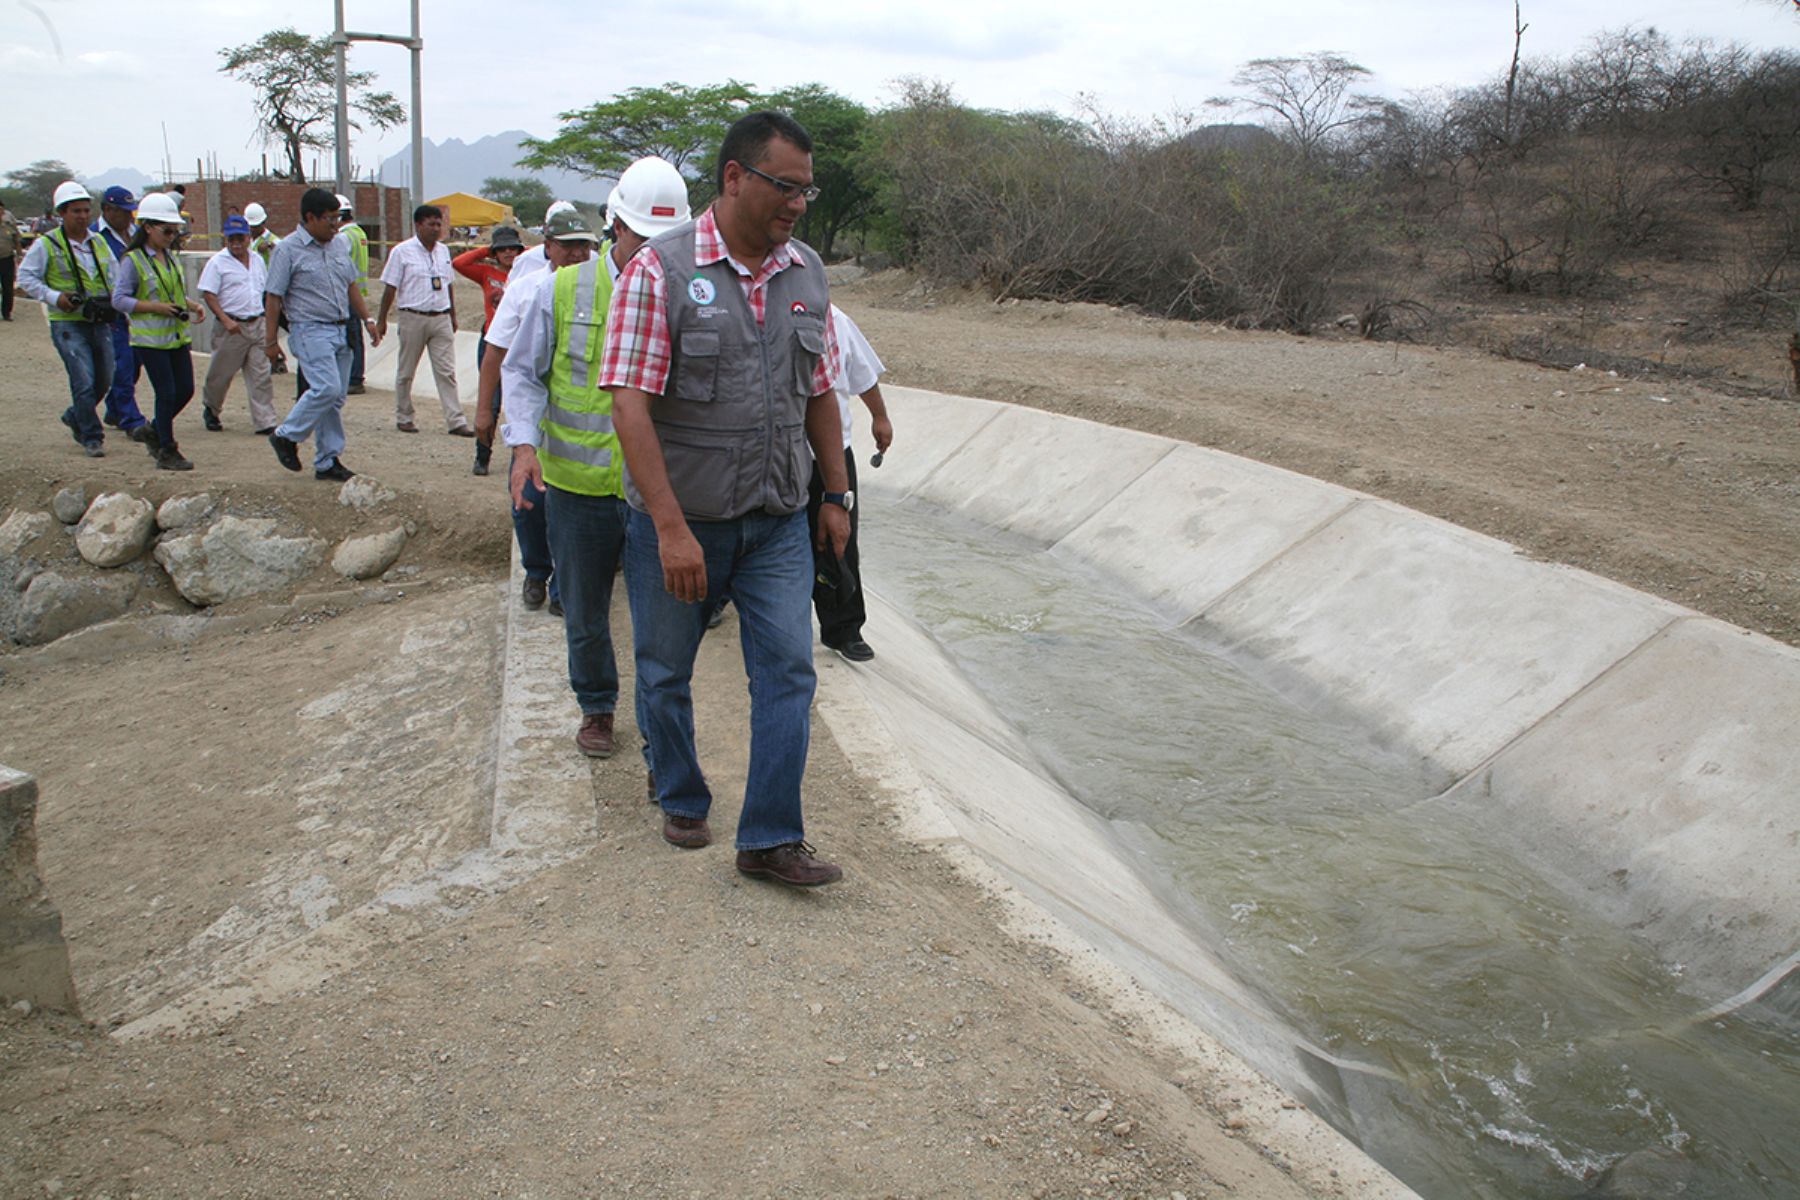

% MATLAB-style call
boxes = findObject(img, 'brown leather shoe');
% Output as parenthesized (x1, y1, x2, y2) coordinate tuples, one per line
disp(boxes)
(662, 813, 711, 849)
(735, 842, 842, 887)
(576, 712, 614, 758)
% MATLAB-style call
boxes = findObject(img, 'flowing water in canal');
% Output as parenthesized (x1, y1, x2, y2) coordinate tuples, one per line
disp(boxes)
(864, 496, 1798, 1200)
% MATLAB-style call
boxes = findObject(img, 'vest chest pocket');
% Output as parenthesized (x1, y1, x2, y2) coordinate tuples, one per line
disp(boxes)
(672, 329, 720, 403)
(791, 320, 826, 397)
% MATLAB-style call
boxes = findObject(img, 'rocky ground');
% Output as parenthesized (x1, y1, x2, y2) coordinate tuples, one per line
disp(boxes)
(3, 264, 1794, 1198)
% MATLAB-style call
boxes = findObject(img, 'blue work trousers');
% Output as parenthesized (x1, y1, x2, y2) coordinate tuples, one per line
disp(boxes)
(49, 320, 114, 445)
(544, 486, 626, 715)
(104, 318, 147, 431)
(279, 321, 350, 471)
(624, 506, 816, 851)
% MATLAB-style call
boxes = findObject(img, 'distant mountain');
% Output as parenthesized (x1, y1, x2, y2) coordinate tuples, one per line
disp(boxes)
(1175, 124, 1281, 151)
(378, 131, 612, 204)
(84, 167, 159, 197)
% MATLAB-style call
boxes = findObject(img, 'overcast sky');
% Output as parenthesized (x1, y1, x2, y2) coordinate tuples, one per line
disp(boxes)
(5, 0, 1796, 187)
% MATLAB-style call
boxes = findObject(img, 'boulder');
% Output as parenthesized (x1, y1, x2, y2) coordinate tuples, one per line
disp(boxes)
(50, 486, 88, 525)
(337, 476, 396, 512)
(0, 511, 53, 557)
(153, 516, 326, 607)
(331, 526, 407, 581)
(74, 493, 156, 568)
(156, 493, 217, 532)
(14, 570, 139, 645)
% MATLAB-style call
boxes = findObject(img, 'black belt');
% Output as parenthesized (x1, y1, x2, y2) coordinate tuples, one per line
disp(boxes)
(228, 313, 262, 322)
(400, 307, 451, 316)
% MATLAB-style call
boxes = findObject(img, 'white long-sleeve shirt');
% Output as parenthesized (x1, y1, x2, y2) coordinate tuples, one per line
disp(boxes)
(500, 247, 622, 449)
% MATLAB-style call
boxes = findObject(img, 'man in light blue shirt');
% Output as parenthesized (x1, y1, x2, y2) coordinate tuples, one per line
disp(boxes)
(263, 188, 381, 481)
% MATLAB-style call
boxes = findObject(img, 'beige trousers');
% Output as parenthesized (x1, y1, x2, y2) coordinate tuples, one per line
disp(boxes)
(201, 315, 277, 431)
(393, 309, 466, 430)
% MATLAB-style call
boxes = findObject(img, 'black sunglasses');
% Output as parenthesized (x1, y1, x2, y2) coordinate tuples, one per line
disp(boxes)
(737, 161, 820, 202)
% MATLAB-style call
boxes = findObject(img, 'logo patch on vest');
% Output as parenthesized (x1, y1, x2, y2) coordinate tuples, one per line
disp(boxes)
(790, 301, 809, 316)
(687, 276, 716, 304)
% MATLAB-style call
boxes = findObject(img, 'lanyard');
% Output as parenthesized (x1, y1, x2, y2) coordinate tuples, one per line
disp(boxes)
(137, 249, 184, 305)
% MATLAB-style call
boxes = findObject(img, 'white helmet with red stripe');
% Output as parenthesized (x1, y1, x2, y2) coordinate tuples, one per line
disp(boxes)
(606, 157, 691, 239)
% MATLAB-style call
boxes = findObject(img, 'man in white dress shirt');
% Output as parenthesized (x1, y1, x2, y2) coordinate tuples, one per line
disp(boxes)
(197, 213, 277, 434)
(376, 203, 473, 436)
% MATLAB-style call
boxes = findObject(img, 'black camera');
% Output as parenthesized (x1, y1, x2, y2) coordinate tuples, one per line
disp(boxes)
(76, 294, 117, 323)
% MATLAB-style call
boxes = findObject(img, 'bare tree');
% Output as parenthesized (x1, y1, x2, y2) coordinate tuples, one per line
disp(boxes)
(1503, 1, 1529, 144)
(1208, 53, 1385, 161)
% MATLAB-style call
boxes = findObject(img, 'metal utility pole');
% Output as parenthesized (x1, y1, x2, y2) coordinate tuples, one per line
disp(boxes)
(332, 0, 425, 209)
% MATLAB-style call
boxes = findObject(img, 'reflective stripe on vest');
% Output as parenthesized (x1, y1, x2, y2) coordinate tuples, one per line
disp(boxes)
(43, 229, 114, 323)
(125, 248, 190, 349)
(541, 253, 622, 497)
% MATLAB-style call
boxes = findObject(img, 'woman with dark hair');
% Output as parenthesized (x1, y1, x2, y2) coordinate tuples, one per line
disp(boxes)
(111, 191, 206, 469)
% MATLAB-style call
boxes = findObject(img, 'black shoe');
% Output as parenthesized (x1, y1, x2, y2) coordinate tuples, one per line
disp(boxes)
(82, 440, 105, 458)
(315, 460, 355, 482)
(202, 409, 223, 432)
(59, 410, 82, 444)
(348, 383, 366, 395)
(156, 445, 194, 471)
(269, 431, 301, 472)
(471, 460, 489, 476)
(254, 426, 276, 436)
(521, 577, 547, 609)
(547, 596, 564, 618)
(826, 639, 875, 663)
(126, 424, 155, 444)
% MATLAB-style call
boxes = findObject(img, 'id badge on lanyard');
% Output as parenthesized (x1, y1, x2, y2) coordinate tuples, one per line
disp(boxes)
(431, 275, 443, 292)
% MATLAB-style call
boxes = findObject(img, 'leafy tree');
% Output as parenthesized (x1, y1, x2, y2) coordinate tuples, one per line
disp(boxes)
(2, 159, 77, 216)
(764, 84, 872, 259)
(1208, 52, 1385, 160)
(482, 175, 555, 225)
(218, 28, 405, 185)
(518, 81, 757, 190)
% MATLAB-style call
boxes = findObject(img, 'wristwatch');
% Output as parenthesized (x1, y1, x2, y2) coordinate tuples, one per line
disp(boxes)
(822, 490, 855, 512)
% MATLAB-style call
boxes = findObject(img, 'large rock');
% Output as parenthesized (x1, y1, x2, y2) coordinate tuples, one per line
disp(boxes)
(0, 511, 53, 556)
(50, 486, 88, 525)
(331, 526, 408, 581)
(14, 570, 139, 646)
(0, 767, 78, 1014)
(156, 493, 217, 532)
(74, 493, 156, 568)
(338, 476, 396, 512)
(153, 516, 326, 606)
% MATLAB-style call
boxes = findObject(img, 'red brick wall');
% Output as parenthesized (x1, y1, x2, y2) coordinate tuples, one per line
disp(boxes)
(180, 180, 409, 261)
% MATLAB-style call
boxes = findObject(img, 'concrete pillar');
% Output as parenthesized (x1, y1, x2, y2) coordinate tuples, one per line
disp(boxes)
(0, 765, 78, 1014)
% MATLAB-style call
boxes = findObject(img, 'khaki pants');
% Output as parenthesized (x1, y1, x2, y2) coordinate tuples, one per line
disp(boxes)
(394, 309, 466, 430)
(201, 315, 277, 431)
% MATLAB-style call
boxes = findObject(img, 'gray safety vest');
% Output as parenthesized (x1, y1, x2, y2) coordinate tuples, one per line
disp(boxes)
(630, 222, 831, 521)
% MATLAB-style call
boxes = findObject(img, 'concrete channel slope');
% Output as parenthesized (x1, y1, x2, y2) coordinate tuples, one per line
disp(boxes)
(843, 385, 1799, 1035)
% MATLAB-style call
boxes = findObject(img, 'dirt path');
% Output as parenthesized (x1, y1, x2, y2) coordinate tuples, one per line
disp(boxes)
(0, 307, 1366, 1199)
(836, 271, 1800, 648)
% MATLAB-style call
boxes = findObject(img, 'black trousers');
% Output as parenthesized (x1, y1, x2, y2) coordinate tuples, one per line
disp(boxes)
(806, 444, 864, 646)
(0, 256, 14, 318)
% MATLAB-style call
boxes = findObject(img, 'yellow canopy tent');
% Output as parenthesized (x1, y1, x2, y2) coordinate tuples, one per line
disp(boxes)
(425, 191, 517, 228)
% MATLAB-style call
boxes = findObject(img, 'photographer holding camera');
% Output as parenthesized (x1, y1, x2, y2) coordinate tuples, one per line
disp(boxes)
(18, 180, 118, 457)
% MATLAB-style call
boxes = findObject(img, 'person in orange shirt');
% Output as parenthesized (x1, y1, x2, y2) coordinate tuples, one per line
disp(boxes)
(452, 225, 524, 476)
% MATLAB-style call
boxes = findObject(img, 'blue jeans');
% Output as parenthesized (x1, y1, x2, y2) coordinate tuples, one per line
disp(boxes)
(136, 345, 195, 449)
(280, 321, 351, 470)
(511, 453, 558, 605)
(625, 506, 817, 850)
(104, 318, 147, 431)
(49, 320, 115, 445)
(545, 487, 626, 714)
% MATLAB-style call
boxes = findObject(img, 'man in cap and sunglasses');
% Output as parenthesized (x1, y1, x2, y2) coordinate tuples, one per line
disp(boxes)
(501, 158, 691, 761)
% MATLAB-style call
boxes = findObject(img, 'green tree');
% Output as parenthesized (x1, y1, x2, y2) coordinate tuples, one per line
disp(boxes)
(765, 84, 873, 259)
(218, 28, 405, 185)
(518, 81, 757, 192)
(2, 159, 77, 216)
(482, 175, 555, 225)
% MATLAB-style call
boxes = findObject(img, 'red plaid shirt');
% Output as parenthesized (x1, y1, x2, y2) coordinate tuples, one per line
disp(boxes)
(598, 208, 838, 397)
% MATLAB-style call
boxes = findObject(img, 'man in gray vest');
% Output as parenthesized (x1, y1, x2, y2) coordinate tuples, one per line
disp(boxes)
(600, 111, 851, 888)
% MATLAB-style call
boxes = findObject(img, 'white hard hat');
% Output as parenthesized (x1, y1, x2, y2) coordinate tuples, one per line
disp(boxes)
(607, 157, 691, 239)
(136, 192, 186, 226)
(52, 180, 92, 210)
(336, 193, 353, 213)
(244, 202, 268, 225)
(544, 200, 577, 220)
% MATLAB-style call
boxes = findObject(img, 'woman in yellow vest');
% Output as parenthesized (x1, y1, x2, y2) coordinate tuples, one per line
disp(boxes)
(111, 192, 206, 470)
